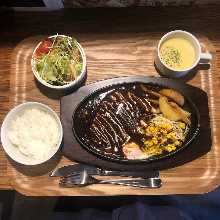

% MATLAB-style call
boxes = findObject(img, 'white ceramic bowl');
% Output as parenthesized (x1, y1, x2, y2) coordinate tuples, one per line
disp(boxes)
(1, 102, 63, 165)
(31, 35, 86, 90)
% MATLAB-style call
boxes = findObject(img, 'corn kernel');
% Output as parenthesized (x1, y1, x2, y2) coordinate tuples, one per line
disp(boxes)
(166, 147, 173, 152)
(153, 139, 158, 144)
(145, 140, 154, 147)
(167, 124, 172, 130)
(174, 140, 180, 146)
(179, 122, 186, 129)
(167, 133, 172, 138)
(148, 141, 153, 146)
(162, 129, 167, 134)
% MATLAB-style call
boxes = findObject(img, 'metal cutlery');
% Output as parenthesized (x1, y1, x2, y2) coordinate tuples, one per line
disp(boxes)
(59, 170, 162, 188)
(51, 164, 159, 178)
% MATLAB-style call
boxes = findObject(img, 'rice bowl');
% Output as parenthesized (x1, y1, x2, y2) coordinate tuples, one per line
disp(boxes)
(1, 102, 63, 165)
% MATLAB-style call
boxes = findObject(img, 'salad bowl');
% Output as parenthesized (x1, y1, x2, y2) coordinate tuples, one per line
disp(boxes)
(31, 34, 86, 90)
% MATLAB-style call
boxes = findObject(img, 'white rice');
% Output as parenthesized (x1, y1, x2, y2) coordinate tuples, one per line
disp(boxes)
(8, 107, 59, 161)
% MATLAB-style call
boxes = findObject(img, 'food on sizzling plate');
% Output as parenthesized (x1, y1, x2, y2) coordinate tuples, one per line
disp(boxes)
(77, 84, 191, 160)
(8, 107, 59, 160)
(33, 35, 83, 86)
(159, 96, 190, 125)
(159, 88, 184, 106)
(160, 37, 196, 70)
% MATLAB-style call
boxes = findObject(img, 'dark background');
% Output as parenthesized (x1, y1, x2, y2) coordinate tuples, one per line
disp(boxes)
(0, 1, 45, 7)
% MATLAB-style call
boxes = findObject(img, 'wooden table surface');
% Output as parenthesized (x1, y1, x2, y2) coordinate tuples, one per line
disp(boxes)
(1, 6, 220, 196)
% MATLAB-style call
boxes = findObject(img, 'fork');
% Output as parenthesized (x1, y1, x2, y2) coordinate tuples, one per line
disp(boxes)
(59, 170, 162, 188)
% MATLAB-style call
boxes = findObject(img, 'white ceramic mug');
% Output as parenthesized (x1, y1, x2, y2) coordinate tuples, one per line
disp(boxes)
(155, 30, 212, 78)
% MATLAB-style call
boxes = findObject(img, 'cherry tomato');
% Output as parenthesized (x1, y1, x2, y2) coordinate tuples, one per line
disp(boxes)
(35, 38, 52, 58)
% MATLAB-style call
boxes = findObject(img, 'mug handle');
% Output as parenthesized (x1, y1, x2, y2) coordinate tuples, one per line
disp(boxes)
(200, 52, 212, 63)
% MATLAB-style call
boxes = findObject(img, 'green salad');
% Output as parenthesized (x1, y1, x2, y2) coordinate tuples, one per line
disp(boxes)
(34, 36, 83, 86)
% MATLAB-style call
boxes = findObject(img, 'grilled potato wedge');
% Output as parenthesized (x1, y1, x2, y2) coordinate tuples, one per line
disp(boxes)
(159, 97, 182, 121)
(170, 102, 191, 125)
(159, 89, 185, 106)
(159, 97, 191, 125)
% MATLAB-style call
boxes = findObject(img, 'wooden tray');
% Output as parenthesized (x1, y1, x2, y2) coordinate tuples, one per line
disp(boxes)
(4, 34, 220, 196)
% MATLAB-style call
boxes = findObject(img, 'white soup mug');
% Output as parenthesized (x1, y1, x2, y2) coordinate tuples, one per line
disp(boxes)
(155, 30, 212, 78)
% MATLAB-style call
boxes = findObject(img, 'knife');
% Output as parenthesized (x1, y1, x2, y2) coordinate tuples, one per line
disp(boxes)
(50, 164, 159, 178)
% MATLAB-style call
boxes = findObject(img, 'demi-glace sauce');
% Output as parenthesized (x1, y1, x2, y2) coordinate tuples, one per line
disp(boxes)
(160, 37, 196, 70)
(74, 83, 160, 158)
